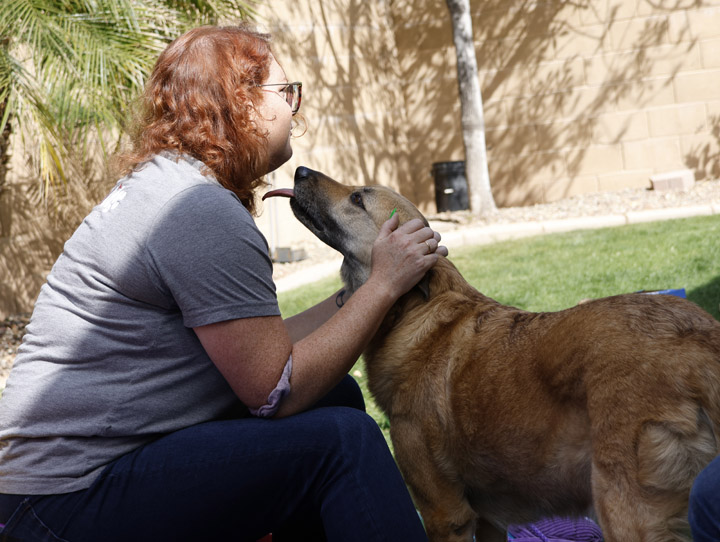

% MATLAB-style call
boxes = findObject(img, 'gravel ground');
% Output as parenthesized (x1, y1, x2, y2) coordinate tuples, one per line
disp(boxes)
(3, 178, 720, 390)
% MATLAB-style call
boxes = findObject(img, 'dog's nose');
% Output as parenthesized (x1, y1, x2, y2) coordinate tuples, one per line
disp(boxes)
(294, 166, 314, 183)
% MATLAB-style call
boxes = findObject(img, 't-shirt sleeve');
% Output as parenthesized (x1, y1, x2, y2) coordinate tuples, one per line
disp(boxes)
(145, 184, 280, 328)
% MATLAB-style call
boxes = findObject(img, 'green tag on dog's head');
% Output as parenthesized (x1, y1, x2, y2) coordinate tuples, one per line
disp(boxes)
(389, 208, 397, 219)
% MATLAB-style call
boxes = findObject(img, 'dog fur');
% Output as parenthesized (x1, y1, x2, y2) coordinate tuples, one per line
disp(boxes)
(285, 166, 720, 542)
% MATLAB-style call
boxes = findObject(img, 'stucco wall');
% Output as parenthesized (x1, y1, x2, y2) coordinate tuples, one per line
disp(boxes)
(392, 0, 720, 206)
(2, 0, 720, 316)
(255, 0, 720, 249)
(252, 0, 413, 254)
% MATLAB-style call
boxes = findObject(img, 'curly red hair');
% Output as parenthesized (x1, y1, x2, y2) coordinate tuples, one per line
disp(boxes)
(118, 25, 274, 215)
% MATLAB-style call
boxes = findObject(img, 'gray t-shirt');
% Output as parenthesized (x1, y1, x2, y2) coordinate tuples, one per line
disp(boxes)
(0, 153, 280, 494)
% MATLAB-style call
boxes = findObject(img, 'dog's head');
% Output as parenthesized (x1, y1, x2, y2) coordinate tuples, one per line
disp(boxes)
(264, 166, 429, 293)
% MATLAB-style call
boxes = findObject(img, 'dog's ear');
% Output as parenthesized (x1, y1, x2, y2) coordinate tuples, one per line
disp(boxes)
(414, 272, 431, 300)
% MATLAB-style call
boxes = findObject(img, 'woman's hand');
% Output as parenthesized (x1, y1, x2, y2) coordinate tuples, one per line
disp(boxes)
(368, 215, 448, 300)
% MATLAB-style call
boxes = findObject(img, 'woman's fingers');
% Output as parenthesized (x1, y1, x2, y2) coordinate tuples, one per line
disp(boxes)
(392, 218, 449, 258)
(368, 216, 449, 299)
(377, 213, 401, 241)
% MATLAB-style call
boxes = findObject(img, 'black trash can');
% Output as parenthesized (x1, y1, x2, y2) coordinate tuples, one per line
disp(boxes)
(431, 161, 469, 212)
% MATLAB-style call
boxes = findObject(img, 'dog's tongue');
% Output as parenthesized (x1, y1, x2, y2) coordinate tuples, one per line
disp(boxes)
(262, 188, 295, 201)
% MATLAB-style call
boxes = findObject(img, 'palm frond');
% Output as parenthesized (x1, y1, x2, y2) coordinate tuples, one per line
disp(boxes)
(6, 53, 71, 195)
(0, 0, 257, 199)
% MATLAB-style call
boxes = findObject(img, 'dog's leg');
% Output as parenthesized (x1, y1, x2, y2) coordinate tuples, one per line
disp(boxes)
(592, 463, 653, 541)
(631, 405, 715, 541)
(391, 419, 477, 542)
(592, 463, 692, 542)
(592, 418, 705, 542)
(588, 384, 715, 542)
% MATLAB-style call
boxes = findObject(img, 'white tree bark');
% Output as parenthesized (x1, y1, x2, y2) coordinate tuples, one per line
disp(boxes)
(445, 0, 497, 216)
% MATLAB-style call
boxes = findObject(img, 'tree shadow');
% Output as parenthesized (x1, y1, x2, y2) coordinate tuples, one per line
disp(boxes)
(389, 0, 701, 207)
(258, 0, 708, 211)
(0, 161, 111, 318)
(259, 0, 416, 198)
(685, 113, 720, 181)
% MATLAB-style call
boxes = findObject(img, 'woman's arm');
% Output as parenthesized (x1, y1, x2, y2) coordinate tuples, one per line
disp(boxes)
(194, 215, 446, 417)
(282, 289, 344, 343)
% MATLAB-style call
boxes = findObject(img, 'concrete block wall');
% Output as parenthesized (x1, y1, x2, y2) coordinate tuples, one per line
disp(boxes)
(390, 0, 720, 207)
(252, 0, 413, 252)
(3, 0, 720, 315)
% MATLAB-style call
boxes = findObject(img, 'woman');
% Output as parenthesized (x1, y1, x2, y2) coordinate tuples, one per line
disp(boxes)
(0, 25, 446, 541)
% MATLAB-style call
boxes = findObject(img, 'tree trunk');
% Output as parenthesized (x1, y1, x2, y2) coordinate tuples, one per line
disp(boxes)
(0, 32, 11, 240)
(0, 96, 12, 238)
(0, 100, 8, 186)
(0, 34, 10, 232)
(445, 0, 497, 216)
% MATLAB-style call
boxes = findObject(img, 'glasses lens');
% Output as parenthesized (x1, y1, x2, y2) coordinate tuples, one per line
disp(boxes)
(288, 82, 301, 115)
(284, 86, 295, 109)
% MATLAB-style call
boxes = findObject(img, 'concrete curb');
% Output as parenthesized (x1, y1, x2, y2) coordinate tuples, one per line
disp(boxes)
(274, 205, 720, 293)
(441, 204, 719, 249)
(275, 259, 343, 292)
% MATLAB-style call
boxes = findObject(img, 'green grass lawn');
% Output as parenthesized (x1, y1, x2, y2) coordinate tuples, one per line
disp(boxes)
(278, 214, 720, 445)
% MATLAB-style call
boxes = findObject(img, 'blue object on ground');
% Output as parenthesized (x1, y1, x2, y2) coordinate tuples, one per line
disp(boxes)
(639, 288, 686, 298)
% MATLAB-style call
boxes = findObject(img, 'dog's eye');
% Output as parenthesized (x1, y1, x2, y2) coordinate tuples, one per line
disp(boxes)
(350, 192, 365, 209)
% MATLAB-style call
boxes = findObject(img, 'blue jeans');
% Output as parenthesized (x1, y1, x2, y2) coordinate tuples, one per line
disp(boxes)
(0, 376, 427, 542)
(689, 454, 720, 542)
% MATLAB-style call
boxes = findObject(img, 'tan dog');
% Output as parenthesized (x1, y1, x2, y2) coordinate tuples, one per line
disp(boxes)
(265, 167, 720, 542)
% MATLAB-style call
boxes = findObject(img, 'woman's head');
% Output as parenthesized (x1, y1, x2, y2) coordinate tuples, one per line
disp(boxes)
(121, 24, 294, 214)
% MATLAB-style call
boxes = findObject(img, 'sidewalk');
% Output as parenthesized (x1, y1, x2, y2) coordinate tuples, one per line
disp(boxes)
(274, 203, 720, 293)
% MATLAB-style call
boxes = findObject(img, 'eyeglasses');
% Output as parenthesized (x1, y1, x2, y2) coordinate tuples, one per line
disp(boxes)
(256, 81, 302, 115)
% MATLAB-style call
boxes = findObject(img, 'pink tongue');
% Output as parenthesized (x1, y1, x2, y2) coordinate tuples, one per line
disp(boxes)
(262, 188, 295, 200)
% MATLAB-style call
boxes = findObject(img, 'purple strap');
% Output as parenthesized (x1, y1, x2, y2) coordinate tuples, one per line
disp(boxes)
(528, 524, 551, 542)
(509, 516, 603, 542)
(249, 355, 293, 418)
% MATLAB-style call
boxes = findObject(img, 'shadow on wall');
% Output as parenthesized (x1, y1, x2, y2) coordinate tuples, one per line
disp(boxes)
(686, 113, 720, 181)
(389, 0, 703, 208)
(260, 0, 418, 202)
(0, 174, 111, 319)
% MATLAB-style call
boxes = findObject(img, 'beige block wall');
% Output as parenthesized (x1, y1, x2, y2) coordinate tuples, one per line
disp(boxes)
(4, 0, 720, 315)
(251, 0, 413, 253)
(392, 0, 720, 208)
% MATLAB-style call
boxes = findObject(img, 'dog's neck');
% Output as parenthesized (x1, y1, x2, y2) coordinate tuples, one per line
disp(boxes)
(340, 255, 370, 295)
(398, 257, 496, 313)
(340, 256, 499, 324)
(342, 255, 498, 321)
(362, 256, 500, 414)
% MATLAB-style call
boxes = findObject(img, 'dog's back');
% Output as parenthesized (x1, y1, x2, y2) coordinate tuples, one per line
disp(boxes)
(536, 292, 720, 540)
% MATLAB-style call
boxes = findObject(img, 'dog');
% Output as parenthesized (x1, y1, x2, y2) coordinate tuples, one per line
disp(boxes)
(264, 166, 720, 542)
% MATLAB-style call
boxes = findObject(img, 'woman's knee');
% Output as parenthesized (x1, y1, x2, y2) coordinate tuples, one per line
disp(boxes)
(691, 455, 720, 504)
(323, 406, 382, 438)
(689, 454, 720, 542)
(314, 407, 388, 460)
(312, 375, 365, 411)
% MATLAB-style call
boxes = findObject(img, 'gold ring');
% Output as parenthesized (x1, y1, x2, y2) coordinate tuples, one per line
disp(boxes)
(425, 240, 433, 254)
